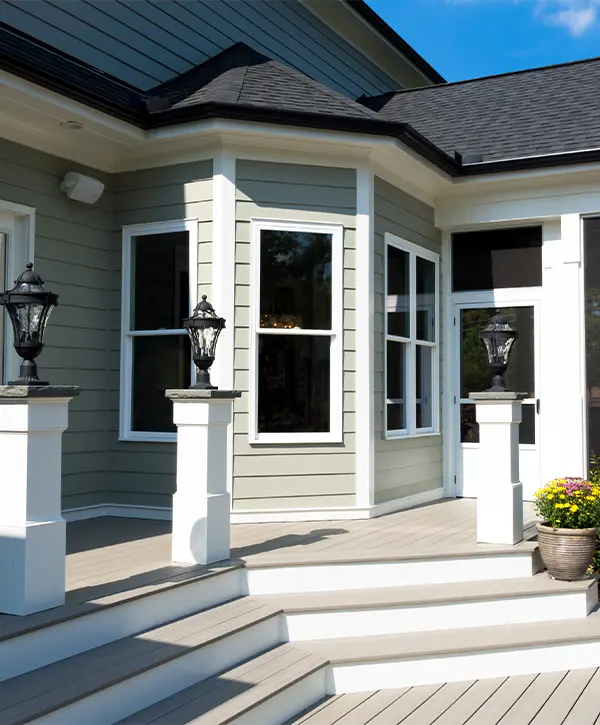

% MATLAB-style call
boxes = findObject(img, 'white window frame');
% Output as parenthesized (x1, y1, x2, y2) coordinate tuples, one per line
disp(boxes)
(250, 219, 343, 445)
(384, 232, 440, 439)
(119, 218, 198, 442)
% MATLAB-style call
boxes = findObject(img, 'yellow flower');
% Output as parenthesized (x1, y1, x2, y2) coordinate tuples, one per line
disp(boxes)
(571, 505, 578, 512)
(560, 494, 566, 499)
(548, 494, 554, 500)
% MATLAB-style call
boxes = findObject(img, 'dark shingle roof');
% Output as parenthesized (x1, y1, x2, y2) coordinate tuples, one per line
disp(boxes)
(361, 57, 600, 162)
(146, 43, 379, 121)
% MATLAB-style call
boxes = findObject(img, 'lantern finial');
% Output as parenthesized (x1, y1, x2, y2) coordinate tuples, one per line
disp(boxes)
(479, 311, 518, 392)
(0, 263, 58, 385)
(183, 294, 225, 389)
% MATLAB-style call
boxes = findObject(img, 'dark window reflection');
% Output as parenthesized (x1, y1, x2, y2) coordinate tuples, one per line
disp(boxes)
(584, 219, 600, 459)
(260, 230, 332, 330)
(132, 335, 190, 432)
(387, 339, 406, 431)
(461, 402, 535, 444)
(258, 335, 330, 433)
(387, 245, 409, 338)
(452, 227, 542, 292)
(416, 344, 433, 428)
(460, 306, 535, 399)
(416, 256, 436, 341)
(133, 232, 189, 330)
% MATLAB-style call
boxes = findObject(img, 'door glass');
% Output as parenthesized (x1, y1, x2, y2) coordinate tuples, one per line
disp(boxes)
(460, 306, 536, 445)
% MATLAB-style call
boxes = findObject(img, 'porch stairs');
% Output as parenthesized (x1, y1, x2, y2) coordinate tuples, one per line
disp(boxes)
(0, 542, 598, 724)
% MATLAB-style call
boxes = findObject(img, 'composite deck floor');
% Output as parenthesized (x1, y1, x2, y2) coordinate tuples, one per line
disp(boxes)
(0, 498, 537, 639)
(289, 670, 600, 724)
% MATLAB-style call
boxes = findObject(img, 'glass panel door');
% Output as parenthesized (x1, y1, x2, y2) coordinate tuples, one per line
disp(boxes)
(455, 301, 540, 500)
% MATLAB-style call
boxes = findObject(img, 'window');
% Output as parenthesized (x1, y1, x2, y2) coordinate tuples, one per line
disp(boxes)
(452, 226, 542, 292)
(384, 233, 439, 437)
(120, 220, 197, 441)
(250, 220, 343, 444)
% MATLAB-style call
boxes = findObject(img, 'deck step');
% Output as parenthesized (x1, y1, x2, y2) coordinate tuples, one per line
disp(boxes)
(116, 644, 327, 725)
(301, 607, 600, 693)
(255, 573, 597, 640)
(244, 542, 542, 594)
(0, 597, 283, 725)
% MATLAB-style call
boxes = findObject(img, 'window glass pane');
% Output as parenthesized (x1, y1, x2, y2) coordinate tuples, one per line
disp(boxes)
(583, 219, 600, 459)
(386, 340, 406, 430)
(460, 307, 535, 398)
(416, 345, 433, 428)
(520, 404, 536, 444)
(258, 335, 330, 433)
(259, 230, 332, 330)
(132, 231, 189, 330)
(132, 335, 190, 432)
(452, 227, 542, 292)
(416, 256, 436, 342)
(387, 245, 409, 338)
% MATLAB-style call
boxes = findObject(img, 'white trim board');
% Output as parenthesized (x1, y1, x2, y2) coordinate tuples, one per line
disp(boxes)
(62, 489, 446, 524)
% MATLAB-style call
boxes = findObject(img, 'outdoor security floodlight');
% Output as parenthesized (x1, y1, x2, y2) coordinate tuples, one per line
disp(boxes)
(480, 312, 518, 392)
(183, 295, 225, 389)
(0, 263, 58, 385)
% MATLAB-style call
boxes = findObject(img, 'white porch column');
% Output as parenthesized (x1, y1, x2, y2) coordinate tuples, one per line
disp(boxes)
(471, 392, 525, 545)
(166, 389, 240, 565)
(0, 386, 78, 615)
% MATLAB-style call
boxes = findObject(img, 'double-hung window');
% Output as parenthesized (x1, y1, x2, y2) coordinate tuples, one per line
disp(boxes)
(250, 220, 343, 444)
(120, 220, 197, 441)
(385, 233, 439, 438)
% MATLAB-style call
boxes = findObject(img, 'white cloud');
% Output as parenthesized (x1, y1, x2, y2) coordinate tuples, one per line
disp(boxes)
(544, 5, 596, 35)
(445, 0, 600, 36)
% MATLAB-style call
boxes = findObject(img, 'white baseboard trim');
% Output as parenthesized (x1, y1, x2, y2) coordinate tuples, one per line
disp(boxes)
(62, 504, 173, 522)
(62, 489, 447, 525)
(230, 489, 447, 524)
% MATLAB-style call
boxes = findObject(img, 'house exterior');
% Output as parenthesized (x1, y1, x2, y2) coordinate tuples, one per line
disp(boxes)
(0, 0, 597, 524)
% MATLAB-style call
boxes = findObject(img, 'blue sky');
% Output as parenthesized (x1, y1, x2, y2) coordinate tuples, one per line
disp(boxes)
(367, 0, 600, 81)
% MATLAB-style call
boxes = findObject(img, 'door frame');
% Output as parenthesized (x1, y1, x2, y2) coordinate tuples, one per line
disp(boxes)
(446, 287, 543, 498)
(0, 200, 36, 384)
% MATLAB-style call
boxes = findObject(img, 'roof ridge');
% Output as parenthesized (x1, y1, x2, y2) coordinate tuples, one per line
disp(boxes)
(388, 53, 600, 96)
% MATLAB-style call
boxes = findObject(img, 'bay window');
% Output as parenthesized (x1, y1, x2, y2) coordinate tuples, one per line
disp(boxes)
(120, 220, 197, 441)
(385, 233, 439, 437)
(250, 220, 343, 444)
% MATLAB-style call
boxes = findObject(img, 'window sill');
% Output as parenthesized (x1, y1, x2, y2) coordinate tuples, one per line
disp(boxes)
(250, 432, 344, 445)
(118, 432, 177, 443)
(384, 431, 441, 441)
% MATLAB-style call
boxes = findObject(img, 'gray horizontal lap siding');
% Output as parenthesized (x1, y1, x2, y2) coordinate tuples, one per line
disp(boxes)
(111, 160, 213, 510)
(2, 0, 398, 98)
(234, 160, 357, 511)
(0, 138, 113, 510)
(373, 177, 443, 504)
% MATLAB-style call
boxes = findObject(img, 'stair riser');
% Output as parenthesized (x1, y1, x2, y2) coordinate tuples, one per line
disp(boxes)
(28, 616, 281, 725)
(0, 569, 244, 683)
(327, 640, 600, 693)
(245, 552, 540, 595)
(227, 670, 327, 725)
(283, 590, 596, 641)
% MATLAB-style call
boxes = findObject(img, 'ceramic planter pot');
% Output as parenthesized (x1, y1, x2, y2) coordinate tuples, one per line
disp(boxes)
(536, 523, 596, 581)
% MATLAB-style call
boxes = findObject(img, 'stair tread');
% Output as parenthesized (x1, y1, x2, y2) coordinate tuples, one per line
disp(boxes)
(301, 607, 600, 663)
(116, 644, 327, 725)
(0, 596, 280, 725)
(244, 540, 538, 568)
(252, 572, 595, 612)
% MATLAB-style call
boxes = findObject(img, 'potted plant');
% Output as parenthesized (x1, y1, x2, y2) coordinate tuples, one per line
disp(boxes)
(534, 477, 600, 581)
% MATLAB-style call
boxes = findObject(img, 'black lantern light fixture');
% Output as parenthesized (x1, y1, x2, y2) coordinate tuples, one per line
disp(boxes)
(479, 311, 518, 392)
(183, 295, 225, 389)
(0, 263, 58, 385)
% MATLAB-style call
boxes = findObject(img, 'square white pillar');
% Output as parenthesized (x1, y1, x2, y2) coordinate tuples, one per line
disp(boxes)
(0, 386, 78, 615)
(166, 389, 240, 566)
(471, 392, 526, 546)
